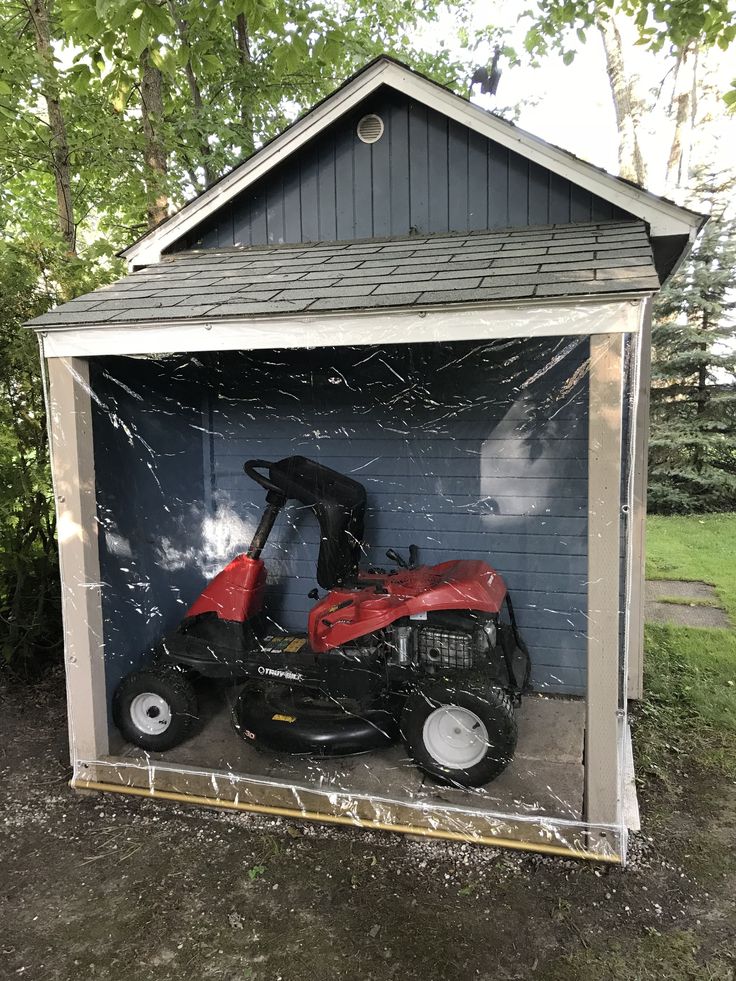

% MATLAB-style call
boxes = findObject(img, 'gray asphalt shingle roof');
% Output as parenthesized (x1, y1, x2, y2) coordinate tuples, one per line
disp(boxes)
(27, 220, 659, 329)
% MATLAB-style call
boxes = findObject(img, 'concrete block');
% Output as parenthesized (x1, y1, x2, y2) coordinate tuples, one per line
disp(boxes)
(516, 695, 585, 763)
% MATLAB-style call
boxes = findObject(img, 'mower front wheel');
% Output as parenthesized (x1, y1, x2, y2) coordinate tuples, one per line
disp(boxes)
(113, 668, 198, 752)
(401, 676, 517, 788)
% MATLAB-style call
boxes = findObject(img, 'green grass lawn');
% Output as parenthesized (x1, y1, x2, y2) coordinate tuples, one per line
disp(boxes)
(638, 513, 736, 779)
(646, 512, 736, 618)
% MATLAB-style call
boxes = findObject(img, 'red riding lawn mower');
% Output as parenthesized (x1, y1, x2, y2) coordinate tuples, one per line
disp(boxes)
(114, 456, 531, 788)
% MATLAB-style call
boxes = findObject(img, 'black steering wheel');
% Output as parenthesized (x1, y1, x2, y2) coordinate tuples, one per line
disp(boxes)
(243, 459, 283, 496)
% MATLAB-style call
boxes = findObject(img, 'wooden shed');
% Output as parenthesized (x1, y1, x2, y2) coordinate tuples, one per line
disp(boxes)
(28, 56, 705, 863)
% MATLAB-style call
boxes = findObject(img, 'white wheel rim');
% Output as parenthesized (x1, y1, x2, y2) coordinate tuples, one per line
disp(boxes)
(130, 692, 172, 735)
(422, 704, 489, 770)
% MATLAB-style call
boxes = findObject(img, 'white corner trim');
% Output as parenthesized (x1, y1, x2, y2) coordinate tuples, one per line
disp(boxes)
(45, 357, 109, 764)
(585, 331, 625, 831)
(39, 298, 644, 359)
(121, 60, 703, 268)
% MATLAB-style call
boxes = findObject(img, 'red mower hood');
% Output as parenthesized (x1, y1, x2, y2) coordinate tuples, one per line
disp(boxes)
(309, 559, 507, 652)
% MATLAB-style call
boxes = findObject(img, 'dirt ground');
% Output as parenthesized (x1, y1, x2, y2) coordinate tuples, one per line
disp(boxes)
(1, 673, 735, 981)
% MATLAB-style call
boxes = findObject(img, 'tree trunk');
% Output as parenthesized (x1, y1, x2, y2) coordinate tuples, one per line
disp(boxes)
(166, 0, 215, 187)
(235, 12, 254, 156)
(25, 0, 76, 252)
(140, 48, 168, 229)
(693, 307, 709, 472)
(236, 13, 250, 64)
(665, 42, 699, 194)
(597, 12, 647, 186)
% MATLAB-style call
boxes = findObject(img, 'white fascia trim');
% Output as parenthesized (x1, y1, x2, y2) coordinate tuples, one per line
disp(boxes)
(39, 298, 645, 359)
(121, 60, 702, 268)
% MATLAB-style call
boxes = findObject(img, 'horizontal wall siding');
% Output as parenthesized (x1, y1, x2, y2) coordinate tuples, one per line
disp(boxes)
(170, 88, 634, 252)
(206, 338, 590, 694)
(91, 358, 208, 704)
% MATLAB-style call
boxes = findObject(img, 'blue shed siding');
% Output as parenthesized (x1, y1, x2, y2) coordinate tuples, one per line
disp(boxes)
(205, 338, 590, 694)
(90, 358, 209, 703)
(90, 339, 593, 697)
(169, 88, 634, 253)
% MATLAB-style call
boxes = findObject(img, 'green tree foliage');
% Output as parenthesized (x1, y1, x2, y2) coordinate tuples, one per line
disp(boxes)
(0, 249, 56, 670)
(0, 0, 460, 669)
(521, 0, 736, 110)
(0, 239, 113, 670)
(2, 0, 462, 254)
(510, 3, 736, 513)
(649, 196, 736, 513)
(523, 0, 736, 59)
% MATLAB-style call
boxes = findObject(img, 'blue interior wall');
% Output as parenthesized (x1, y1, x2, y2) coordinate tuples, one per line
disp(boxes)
(90, 357, 208, 703)
(169, 87, 634, 252)
(90, 338, 592, 697)
(206, 338, 590, 694)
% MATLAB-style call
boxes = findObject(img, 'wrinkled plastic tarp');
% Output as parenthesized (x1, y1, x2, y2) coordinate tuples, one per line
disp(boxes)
(49, 334, 637, 862)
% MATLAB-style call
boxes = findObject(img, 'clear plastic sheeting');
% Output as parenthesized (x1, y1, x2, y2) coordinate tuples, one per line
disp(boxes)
(45, 333, 639, 863)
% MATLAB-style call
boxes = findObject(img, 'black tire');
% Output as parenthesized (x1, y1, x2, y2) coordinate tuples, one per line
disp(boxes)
(401, 676, 517, 788)
(113, 668, 198, 752)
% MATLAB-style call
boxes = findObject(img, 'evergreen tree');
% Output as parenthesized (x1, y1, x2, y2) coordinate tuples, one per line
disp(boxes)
(649, 185, 736, 513)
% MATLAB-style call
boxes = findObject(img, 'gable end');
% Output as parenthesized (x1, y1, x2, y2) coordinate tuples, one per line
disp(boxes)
(167, 88, 635, 253)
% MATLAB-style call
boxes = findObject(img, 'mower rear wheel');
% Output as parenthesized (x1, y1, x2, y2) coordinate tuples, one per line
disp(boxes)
(113, 668, 198, 752)
(401, 676, 517, 788)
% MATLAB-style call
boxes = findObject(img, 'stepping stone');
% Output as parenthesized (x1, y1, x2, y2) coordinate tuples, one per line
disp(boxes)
(645, 580, 731, 628)
(646, 580, 719, 601)
(645, 602, 732, 628)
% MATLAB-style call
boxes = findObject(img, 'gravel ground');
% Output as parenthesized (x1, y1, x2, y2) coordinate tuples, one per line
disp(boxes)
(1, 671, 735, 981)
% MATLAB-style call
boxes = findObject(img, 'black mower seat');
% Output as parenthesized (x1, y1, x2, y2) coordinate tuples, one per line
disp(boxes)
(268, 456, 366, 513)
(249, 456, 367, 591)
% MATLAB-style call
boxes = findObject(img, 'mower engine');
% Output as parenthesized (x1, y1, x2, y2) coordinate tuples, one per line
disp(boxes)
(416, 625, 477, 671)
(387, 614, 498, 674)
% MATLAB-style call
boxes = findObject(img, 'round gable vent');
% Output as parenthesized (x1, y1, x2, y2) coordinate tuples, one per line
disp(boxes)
(357, 113, 384, 144)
